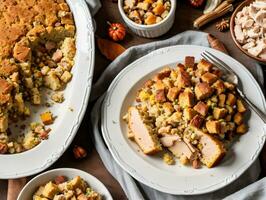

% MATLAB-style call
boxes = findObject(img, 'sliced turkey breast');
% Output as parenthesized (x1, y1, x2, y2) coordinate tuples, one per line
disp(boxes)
(193, 128, 226, 168)
(128, 106, 162, 154)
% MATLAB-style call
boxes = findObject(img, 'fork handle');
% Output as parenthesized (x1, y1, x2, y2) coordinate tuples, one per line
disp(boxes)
(237, 88, 266, 124)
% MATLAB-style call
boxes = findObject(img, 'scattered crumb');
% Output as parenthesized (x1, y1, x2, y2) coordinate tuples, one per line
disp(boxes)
(40, 111, 54, 125)
(69, 107, 74, 112)
(163, 153, 175, 165)
(51, 92, 65, 103)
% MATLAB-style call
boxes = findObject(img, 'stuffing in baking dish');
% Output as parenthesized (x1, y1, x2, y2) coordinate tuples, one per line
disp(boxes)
(0, 0, 76, 154)
(123, 57, 248, 168)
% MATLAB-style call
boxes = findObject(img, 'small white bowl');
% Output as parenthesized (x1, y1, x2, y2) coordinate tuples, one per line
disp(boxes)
(18, 168, 113, 200)
(118, 0, 176, 38)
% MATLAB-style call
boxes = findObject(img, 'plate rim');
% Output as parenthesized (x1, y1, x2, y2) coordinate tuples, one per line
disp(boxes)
(0, 0, 95, 179)
(101, 44, 266, 195)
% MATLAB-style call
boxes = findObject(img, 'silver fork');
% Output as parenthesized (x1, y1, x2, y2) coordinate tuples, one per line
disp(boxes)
(201, 51, 266, 123)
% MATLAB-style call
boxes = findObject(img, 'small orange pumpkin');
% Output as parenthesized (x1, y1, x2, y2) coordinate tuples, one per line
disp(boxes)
(108, 22, 126, 42)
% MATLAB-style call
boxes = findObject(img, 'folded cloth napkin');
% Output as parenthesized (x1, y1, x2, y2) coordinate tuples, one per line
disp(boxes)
(90, 31, 265, 200)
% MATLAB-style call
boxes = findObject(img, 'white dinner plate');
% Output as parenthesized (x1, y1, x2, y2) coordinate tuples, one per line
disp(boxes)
(18, 168, 113, 200)
(101, 45, 266, 195)
(0, 0, 95, 179)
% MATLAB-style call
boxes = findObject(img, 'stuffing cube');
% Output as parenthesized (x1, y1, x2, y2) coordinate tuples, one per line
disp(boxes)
(224, 82, 235, 90)
(190, 114, 204, 128)
(154, 68, 171, 81)
(234, 112, 244, 125)
(236, 124, 248, 134)
(44, 72, 61, 91)
(68, 176, 83, 190)
(225, 115, 232, 122)
(137, 2, 149, 10)
(0, 114, 8, 132)
(178, 90, 194, 108)
(145, 13, 156, 25)
(206, 120, 221, 134)
(183, 108, 196, 120)
(213, 107, 227, 119)
(195, 82, 213, 100)
(184, 56, 195, 68)
(193, 101, 208, 116)
(153, 2, 165, 15)
(42, 182, 59, 199)
(60, 71, 72, 83)
(176, 70, 191, 88)
(201, 72, 218, 84)
(218, 94, 226, 107)
(154, 80, 165, 90)
(197, 59, 212, 72)
(167, 87, 180, 101)
(0, 78, 13, 94)
(155, 89, 166, 102)
(163, 102, 174, 115)
(212, 80, 226, 94)
(237, 99, 246, 113)
(226, 93, 236, 106)
(40, 111, 54, 125)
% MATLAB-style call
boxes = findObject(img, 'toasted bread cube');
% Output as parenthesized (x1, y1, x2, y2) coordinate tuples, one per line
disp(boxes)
(236, 123, 248, 134)
(163, 102, 174, 115)
(0, 114, 8, 132)
(206, 120, 221, 134)
(60, 71, 72, 83)
(225, 115, 232, 122)
(155, 68, 171, 80)
(155, 89, 166, 102)
(40, 111, 54, 125)
(237, 99, 246, 113)
(190, 115, 204, 128)
(154, 80, 165, 90)
(195, 82, 213, 100)
(201, 72, 218, 84)
(234, 112, 244, 125)
(68, 176, 83, 190)
(33, 196, 49, 200)
(137, 2, 149, 10)
(213, 80, 226, 95)
(153, 2, 165, 15)
(176, 70, 191, 88)
(224, 82, 235, 90)
(44, 71, 61, 91)
(218, 94, 226, 107)
(167, 87, 180, 101)
(184, 56, 195, 68)
(193, 101, 208, 116)
(179, 90, 194, 108)
(197, 59, 212, 72)
(226, 93, 236, 106)
(213, 108, 227, 119)
(183, 108, 196, 120)
(145, 13, 157, 25)
(42, 182, 59, 199)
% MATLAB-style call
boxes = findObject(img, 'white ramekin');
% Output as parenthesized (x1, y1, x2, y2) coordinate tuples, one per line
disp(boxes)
(118, 0, 176, 38)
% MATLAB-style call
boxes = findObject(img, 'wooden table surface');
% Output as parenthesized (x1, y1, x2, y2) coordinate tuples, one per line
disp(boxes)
(1, 1, 265, 200)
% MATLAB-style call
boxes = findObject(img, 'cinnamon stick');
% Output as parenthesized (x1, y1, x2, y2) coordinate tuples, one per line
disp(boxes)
(7, 178, 27, 200)
(194, 1, 234, 29)
(208, 34, 228, 54)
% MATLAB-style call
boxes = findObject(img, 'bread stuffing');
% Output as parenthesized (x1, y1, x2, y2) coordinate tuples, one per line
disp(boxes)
(123, 0, 171, 25)
(33, 176, 102, 200)
(0, 0, 76, 154)
(123, 57, 248, 168)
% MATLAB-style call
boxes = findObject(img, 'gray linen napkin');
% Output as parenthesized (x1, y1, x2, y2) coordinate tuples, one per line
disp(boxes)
(90, 31, 265, 200)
